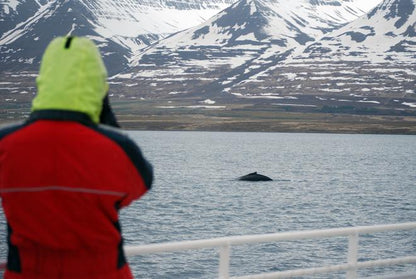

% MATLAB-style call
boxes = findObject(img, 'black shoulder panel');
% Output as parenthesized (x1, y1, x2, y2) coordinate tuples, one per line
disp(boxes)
(93, 125, 153, 190)
(28, 110, 94, 126)
(7, 223, 21, 273)
(0, 122, 27, 141)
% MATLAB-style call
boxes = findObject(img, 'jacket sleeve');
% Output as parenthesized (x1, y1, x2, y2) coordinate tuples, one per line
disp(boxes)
(94, 126, 154, 206)
(118, 136, 153, 207)
(121, 135, 154, 191)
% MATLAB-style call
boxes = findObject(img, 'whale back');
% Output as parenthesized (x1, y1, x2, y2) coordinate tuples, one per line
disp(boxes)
(239, 172, 272, 181)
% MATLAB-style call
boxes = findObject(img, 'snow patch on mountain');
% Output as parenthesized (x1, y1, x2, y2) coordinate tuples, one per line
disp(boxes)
(81, 0, 233, 38)
(121, 0, 386, 100)
(2, 0, 20, 14)
(0, 0, 236, 74)
(131, 0, 380, 70)
(296, 0, 416, 63)
(0, 1, 54, 45)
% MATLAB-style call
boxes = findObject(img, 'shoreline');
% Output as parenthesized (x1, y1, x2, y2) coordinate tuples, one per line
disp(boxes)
(1, 110, 415, 135)
(1, 119, 415, 135)
(117, 113, 416, 135)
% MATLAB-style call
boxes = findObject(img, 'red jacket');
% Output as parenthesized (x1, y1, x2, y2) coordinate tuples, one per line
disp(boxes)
(0, 110, 153, 278)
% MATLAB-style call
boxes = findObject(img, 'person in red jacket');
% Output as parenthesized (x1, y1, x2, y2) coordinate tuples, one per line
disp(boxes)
(0, 36, 153, 278)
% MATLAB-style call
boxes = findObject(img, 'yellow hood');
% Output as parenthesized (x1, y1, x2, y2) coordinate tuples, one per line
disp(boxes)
(32, 36, 109, 123)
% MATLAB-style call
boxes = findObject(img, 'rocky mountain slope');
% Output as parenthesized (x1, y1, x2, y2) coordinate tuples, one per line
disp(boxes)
(301, 0, 416, 62)
(1, 0, 415, 121)
(119, 0, 382, 98)
(228, 0, 416, 112)
(0, 0, 234, 74)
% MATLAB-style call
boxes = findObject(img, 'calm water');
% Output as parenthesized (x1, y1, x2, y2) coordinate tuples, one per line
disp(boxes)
(1, 131, 416, 278)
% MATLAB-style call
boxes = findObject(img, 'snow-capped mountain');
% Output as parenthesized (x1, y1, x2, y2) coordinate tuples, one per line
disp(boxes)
(299, 0, 416, 62)
(120, 0, 381, 98)
(3, 0, 414, 114)
(0, 0, 234, 74)
(133, 0, 381, 63)
(0, 1, 128, 73)
(227, 0, 416, 110)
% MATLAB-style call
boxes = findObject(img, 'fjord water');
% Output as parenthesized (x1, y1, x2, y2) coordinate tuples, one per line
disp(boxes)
(123, 131, 416, 278)
(0, 131, 415, 278)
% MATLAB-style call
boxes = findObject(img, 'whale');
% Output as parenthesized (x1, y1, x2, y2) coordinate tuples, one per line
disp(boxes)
(238, 172, 272, 181)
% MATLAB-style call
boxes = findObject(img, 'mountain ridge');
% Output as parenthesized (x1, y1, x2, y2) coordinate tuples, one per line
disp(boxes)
(123, 0, 383, 98)
(1, 0, 415, 122)
(0, 0, 234, 74)
(225, 0, 415, 114)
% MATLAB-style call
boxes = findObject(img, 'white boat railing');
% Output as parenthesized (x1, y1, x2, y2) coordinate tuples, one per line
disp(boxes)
(1, 223, 415, 278)
(123, 222, 416, 279)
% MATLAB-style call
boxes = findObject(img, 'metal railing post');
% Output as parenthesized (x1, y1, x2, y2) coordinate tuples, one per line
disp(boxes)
(347, 231, 359, 279)
(219, 243, 231, 279)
